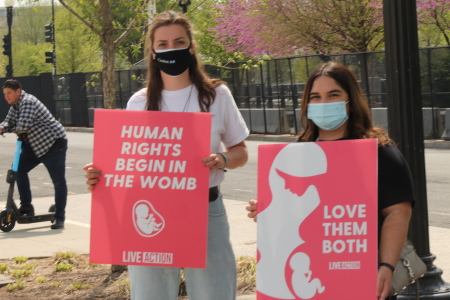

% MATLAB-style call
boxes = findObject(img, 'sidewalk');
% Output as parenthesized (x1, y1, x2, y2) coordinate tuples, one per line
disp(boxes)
(1, 194, 450, 299)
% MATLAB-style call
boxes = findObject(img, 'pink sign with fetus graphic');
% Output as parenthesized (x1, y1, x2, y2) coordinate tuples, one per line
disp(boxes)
(257, 140, 378, 300)
(90, 110, 211, 268)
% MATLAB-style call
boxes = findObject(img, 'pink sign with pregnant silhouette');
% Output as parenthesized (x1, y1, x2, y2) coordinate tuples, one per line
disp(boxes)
(90, 109, 211, 268)
(257, 140, 378, 300)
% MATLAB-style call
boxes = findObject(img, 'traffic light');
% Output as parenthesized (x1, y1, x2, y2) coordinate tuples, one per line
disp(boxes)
(2, 34, 11, 56)
(45, 51, 55, 64)
(5, 65, 12, 75)
(44, 23, 54, 43)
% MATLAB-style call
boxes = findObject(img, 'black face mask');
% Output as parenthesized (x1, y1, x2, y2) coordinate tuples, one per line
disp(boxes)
(153, 47, 193, 77)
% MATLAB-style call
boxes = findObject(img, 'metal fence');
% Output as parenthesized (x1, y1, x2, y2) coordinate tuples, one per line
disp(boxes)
(5, 47, 448, 139)
(203, 47, 450, 139)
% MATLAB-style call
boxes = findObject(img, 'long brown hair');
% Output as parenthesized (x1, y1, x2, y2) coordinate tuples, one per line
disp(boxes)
(297, 62, 391, 145)
(145, 10, 223, 112)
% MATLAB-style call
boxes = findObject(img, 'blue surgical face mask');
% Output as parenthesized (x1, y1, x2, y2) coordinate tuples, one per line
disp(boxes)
(307, 101, 349, 131)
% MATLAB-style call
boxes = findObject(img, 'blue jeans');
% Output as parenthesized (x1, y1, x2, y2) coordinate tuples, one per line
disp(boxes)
(129, 193, 237, 300)
(17, 138, 68, 221)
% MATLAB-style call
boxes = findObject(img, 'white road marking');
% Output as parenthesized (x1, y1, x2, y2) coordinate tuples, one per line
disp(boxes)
(431, 212, 450, 216)
(65, 220, 90, 228)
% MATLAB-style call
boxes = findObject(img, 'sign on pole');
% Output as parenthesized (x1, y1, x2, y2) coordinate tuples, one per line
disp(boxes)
(257, 140, 378, 299)
(90, 110, 211, 268)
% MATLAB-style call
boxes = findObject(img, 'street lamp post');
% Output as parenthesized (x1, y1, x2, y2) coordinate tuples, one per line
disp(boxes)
(383, 1, 450, 298)
(3, 0, 15, 78)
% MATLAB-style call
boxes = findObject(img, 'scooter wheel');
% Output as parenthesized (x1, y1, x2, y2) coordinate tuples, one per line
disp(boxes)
(48, 204, 56, 213)
(0, 210, 16, 232)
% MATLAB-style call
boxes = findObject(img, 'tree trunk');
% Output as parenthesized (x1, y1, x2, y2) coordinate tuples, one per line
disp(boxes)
(102, 33, 116, 109)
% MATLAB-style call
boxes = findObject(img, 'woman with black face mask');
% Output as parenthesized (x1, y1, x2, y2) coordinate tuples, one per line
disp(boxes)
(246, 62, 415, 300)
(84, 10, 249, 300)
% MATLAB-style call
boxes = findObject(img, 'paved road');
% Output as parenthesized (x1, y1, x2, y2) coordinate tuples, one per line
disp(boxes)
(1, 132, 449, 229)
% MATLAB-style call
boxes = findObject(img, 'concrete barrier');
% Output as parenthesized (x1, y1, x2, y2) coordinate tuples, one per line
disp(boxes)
(59, 108, 72, 126)
(239, 108, 290, 134)
(442, 109, 450, 140)
(423, 108, 444, 139)
(371, 108, 388, 132)
(295, 109, 304, 132)
(88, 108, 105, 127)
(371, 107, 444, 138)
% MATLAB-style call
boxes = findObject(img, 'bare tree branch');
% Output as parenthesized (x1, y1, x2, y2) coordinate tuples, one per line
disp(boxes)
(114, 0, 150, 47)
(58, 0, 103, 38)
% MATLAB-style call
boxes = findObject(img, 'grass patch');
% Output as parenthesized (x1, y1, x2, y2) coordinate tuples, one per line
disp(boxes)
(236, 256, 257, 293)
(36, 276, 47, 283)
(6, 280, 25, 292)
(53, 251, 83, 266)
(55, 262, 73, 272)
(19, 264, 36, 270)
(11, 269, 32, 278)
(68, 282, 92, 290)
(14, 256, 28, 264)
(0, 264, 8, 273)
(50, 281, 62, 288)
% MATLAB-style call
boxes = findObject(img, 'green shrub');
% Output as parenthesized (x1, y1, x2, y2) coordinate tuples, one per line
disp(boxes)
(68, 282, 91, 290)
(55, 262, 73, 272)
(0, 264, 8, 273)
(14, 256, 28, 264)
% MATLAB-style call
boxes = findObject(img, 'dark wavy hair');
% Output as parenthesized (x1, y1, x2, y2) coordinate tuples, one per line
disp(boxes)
(3, 79, 22, 91)
(297, 62, 391, 145)
(144, 10, 223, 112)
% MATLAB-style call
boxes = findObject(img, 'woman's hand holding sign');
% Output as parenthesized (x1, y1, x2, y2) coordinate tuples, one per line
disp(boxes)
(376, 266, 393, 300)
(83, 163, 101, 191)
(202, 141, 248, 171)
(202, 152, 227, 170)
(246, 199, 258, 222)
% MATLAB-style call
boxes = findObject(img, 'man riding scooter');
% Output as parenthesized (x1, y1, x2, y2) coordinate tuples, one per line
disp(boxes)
(0, 79, 67, 229)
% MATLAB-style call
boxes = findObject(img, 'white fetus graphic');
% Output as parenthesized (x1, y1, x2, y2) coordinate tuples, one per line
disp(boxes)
(132, 200, 165, 237)
(290, 252, 325, 299)
(257, 143, 327, 299)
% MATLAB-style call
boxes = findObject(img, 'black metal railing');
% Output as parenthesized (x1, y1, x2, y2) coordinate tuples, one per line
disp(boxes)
(1, 47, 449, 139)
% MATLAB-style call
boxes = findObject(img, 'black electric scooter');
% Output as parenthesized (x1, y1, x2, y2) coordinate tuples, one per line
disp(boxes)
(0, 132, 55, 232)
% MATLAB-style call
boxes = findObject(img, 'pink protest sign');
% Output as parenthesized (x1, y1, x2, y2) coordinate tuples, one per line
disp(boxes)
(257, 140, 378, 300)
(90, 109, 211, 268)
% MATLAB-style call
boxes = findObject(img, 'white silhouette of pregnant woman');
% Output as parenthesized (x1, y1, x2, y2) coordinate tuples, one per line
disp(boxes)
(257, 143, 327, 299)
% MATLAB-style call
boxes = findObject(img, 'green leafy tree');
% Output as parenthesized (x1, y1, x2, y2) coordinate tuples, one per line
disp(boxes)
(58, 0, 151, 109)
(55, 8, 102, 73)
(13, 2, 52, 45)
(188, 0, 236, 65)
(0, 1, 53, 76)
(13, 42, 52, 76)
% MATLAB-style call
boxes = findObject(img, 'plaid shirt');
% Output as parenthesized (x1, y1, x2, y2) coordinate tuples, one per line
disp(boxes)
(0, 90, 66, 157)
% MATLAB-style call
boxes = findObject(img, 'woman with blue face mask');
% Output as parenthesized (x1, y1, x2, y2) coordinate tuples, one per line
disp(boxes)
(84, 10, 249, 300)
(247, 62, 415, 300)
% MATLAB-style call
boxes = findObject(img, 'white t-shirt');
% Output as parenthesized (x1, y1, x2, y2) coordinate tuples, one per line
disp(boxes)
(127, 84, 249, 187)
